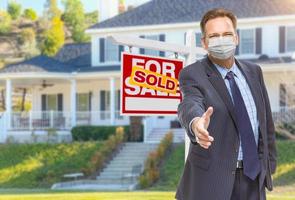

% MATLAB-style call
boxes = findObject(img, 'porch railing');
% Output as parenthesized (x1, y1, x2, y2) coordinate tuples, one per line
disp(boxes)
(9, 110, 129, 130)
(272, 106, 295, 124)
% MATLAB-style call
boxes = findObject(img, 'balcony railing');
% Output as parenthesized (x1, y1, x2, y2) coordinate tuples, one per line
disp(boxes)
(9, 110, 129, 130)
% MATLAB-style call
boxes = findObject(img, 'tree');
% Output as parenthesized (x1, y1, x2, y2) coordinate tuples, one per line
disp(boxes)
(7, 1, 22, 20)
(40, 17, 65, 56)
(43, 0, 61, 20)
(23, 8, 38, 21)
(62, 0, 89, 42)
(0, 11, 12, 34)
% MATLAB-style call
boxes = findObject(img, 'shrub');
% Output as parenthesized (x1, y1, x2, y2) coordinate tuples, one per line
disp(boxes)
(0, 11, 12, 34)
(83, 130, 126, 176)
(71, 125, 137, 141)
(139, 131, 174, 188)
(23, 8, 38, 21)
(7, 1, 22, 20)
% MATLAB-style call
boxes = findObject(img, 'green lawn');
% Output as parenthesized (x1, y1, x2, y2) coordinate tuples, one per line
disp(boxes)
(0, 140, 293, 200)
(0, 142, 102, 188)
(0, 191, 293, 200)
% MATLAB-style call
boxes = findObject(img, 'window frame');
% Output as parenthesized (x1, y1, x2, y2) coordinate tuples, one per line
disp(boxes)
(285, 26, 295, 53)
(238, 28, 256, 55)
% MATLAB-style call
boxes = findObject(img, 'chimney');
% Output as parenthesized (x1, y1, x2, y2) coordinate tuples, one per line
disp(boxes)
(98, 0, 119, 22)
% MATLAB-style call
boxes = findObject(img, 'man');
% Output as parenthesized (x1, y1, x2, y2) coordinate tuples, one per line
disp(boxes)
(175, 8, 277, 200)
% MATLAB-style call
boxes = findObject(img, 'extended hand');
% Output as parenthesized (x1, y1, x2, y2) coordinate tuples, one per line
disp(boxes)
(192, 107, 214, 149)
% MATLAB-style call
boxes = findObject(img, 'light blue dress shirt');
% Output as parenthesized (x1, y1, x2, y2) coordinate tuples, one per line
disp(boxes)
(189, 61, 259, 161)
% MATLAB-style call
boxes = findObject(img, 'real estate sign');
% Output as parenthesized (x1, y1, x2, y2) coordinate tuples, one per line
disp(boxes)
(121, 52, 183, 115)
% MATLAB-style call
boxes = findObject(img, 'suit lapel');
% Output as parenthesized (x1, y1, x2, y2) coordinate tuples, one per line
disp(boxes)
(202, 57, 238, 130)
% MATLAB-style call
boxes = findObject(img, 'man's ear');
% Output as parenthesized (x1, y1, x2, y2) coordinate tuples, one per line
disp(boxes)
(235, 33, 239, 46)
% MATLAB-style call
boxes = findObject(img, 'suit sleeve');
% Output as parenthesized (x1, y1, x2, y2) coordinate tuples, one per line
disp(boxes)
(257, 66, 277, 174)
(177, 67, 206, 145)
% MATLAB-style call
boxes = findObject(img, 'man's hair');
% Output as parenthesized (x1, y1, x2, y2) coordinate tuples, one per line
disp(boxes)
(200, 8, 237, 36)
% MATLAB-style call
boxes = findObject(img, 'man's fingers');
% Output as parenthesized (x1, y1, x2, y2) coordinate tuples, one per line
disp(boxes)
(202, 106, 214, 119)
(197, 132, 214, 142)
(195, 127, 214, 142)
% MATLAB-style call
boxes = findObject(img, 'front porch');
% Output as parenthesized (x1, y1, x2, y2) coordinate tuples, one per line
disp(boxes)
(7, 110, 128, 130)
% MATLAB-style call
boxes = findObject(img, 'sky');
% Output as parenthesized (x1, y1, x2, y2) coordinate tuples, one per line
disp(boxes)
(0, 0, 150, 14)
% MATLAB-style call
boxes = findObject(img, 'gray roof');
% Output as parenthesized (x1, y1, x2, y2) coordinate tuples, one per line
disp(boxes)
(0, 55, 73, 73)
(89, 0, 295, 29)
(0, 43, 120, 74)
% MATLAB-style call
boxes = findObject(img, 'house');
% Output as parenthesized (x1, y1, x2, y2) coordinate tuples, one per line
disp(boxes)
(0, 0, 295, 143)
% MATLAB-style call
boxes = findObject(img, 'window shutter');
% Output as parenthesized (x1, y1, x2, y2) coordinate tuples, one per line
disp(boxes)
(118, 45, 124, 61)
(255, 28, 262, 54)
(235, 29, 240, 55)
(139, 35, 145, 54)
(100, 90, 105, 111)
(159, 34, 165, 57)
(57, 93, 63, 111)
(99, 38, 105, 62)
(41, 94, 46, 111)
(279, 26, 286, 53)
(89, 92, 92, 111)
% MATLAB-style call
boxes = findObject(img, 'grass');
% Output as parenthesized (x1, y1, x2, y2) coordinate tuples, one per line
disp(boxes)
(0, 191, 293, 200)
(0, 142, 103, 188)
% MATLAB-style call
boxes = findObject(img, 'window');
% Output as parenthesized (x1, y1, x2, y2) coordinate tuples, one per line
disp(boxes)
(47, 94, 57, 111)
(239, 29, 255, 54)
(105, 39, 119, 62)
(195, 32, 202, 47)
(144, 35, 159, 56)
(77, 93, 90, 111)
(286, 26, 295, 52)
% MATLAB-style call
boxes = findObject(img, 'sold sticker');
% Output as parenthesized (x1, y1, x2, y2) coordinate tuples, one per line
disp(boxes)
(121, 52, 184, 115)
(129, 66, 178, 94)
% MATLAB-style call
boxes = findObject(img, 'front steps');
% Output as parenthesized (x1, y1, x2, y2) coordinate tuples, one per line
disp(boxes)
(52, 142, 157, 191)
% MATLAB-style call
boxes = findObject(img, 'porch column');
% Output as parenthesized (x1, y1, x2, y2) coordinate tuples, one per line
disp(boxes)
(70, 79, 77, 127)
(5, 79, 12, 129)
(109, 77, 115, 125)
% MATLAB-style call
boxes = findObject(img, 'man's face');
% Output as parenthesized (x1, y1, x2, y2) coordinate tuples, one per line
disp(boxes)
(201, 16, 239, 50)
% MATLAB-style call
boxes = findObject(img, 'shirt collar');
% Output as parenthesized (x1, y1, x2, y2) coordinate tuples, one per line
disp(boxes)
(213, 61, 239, 79)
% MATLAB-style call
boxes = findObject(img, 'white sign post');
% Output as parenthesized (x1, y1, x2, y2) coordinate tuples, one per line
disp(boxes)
(108, 30, 206, 161)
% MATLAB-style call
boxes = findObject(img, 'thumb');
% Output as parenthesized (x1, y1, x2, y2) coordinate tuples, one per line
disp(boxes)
(202, 106, 213, 120)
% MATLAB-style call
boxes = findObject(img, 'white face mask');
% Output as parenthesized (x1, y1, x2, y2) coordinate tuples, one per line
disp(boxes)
(207, 36, 236, 60)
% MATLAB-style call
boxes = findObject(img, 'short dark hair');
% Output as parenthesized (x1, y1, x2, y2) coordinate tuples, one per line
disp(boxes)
(200, 8, 237, 35)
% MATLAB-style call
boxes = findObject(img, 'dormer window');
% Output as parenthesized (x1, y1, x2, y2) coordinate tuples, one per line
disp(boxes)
(105, 39, 119, 62)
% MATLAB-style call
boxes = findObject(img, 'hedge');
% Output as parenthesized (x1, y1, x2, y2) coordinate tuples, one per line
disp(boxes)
(71, 125, 143, 141)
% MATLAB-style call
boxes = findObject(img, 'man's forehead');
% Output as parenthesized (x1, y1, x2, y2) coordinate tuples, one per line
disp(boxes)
(205, 17, 235, 34)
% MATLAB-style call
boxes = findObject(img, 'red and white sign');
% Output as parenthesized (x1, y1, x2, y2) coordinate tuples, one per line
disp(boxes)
(120, 52, 183, 115)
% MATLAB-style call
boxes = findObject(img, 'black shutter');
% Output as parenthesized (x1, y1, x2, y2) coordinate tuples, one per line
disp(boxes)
(235, 29, 240, 55)
(255, 28, 262, 54)
(279, 26, 286, 53)
(41, 94, 46, 111)
(89, 92, 92, 111)
(99, 38, 105, 62)
(118, 45, 124, 61)
(100, 90, 105, 111)
(139, 35, 145, 54)
(159, 34, 165, 57)
(57, 93, 63, 111)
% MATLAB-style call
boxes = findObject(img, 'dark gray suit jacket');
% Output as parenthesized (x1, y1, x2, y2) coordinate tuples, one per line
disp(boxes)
(175, 56, 277, 200)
